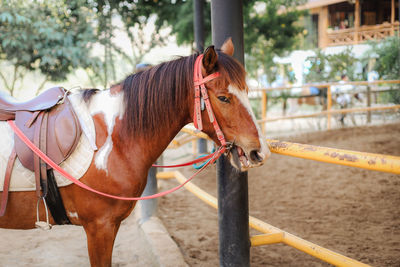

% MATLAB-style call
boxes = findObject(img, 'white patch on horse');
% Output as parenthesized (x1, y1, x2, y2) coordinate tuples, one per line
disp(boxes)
(89, 90, 125, 173)
(68, 211, 79, 219)
(228, 85, 271, 159)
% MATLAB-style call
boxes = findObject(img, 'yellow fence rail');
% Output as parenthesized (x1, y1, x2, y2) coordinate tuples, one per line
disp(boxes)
(157, 171, 371, 267)
(267, 139, 400, 175)
(180, 127, 400, 175)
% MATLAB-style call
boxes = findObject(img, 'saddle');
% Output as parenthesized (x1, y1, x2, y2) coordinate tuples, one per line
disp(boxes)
(0, 87, 82, 219)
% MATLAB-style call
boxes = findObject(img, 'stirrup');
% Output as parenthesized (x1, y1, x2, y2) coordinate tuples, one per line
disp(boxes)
(35, 197, 52, 230)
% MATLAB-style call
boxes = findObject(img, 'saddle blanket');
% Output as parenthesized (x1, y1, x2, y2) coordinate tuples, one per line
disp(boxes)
(0, 93, 95, 191)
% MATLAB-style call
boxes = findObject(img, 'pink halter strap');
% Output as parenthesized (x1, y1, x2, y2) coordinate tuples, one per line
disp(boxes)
(193, 54, 226, 147)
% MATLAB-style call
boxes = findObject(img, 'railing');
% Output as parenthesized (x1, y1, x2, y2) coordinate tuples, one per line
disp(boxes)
(326, 22, 399, 46)
(157, 131, 400, 266)
(157, 170, 370, 267)
(150, 82, 400, 266)
(181, 127, 400, 175)
(253, 80, 400, 133)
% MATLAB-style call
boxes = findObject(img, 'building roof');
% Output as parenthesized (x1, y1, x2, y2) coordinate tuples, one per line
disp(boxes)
(298, 0, 348, 10)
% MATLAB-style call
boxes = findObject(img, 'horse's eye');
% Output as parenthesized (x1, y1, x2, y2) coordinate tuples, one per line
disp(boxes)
(218, 96, 230, 103)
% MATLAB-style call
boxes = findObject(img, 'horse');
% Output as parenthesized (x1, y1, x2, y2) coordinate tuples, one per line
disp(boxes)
(0, 39, 270, 267)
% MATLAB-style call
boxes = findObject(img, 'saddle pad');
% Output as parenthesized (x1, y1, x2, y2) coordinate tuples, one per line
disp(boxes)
(0, 93, 95, 191)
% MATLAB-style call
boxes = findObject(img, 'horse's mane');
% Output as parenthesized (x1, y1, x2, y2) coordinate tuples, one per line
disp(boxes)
(121, 54, 196, 138)
(83, 51, 247, 138)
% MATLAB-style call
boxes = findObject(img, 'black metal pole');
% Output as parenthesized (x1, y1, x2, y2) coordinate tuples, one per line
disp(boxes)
(194, 0, 208, 154)
(194, 0, 205, 53)
(211, 1, 250, 266)
(140, 156, 162, 222)
(140, 166, 157, 222)
(211, 0, 245, 64)
(216, 155, 250, 267)
(398, 0, 400, 79)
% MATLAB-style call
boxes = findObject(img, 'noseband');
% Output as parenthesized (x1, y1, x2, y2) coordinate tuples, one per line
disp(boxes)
(193, 54, 227, 149)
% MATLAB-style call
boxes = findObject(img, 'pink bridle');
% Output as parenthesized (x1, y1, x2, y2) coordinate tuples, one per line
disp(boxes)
(153, 54, 230, 168)
(7, 54, 229, 201)
(193, 54, 227, 147)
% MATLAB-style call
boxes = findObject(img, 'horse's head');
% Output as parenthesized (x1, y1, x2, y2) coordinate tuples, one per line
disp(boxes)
(194, 39, 270, 171)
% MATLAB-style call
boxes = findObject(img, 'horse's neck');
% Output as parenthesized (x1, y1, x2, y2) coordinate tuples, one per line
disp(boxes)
(88, 90, 189, 171)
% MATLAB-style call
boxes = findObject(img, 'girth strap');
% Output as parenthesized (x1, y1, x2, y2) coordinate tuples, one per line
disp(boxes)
(31, 111, 49, 198)
(39, 112, 49, 197)
(33, 112, 44, 198)
(0, 148, 17, 217)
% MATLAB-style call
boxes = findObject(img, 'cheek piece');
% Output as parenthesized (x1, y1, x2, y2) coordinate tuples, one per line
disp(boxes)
(193, 54, 227, 148)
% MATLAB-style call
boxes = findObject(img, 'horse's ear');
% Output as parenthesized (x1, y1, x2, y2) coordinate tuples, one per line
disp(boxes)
(221, 38, 234, 56)
(202, 45, 218, 74)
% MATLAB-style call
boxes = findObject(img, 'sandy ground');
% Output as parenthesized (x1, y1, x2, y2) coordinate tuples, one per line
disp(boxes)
(158, 122, 400, 266)
(0, 211, 156, 267)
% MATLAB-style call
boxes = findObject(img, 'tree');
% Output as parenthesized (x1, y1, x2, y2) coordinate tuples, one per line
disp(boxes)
(135, 0, 306, 84)
(304, 48, 360, 83)
(0, 0, 99, 96)
(365, 36, 400, 104)
(86, 0, 305, 86)
(366, 36, 400, 80)
(244, 0, 306, 84)
(85, 1, 169, 88)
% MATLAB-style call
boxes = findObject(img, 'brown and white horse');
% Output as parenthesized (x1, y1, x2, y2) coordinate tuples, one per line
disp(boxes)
(0, 40, 269, 266)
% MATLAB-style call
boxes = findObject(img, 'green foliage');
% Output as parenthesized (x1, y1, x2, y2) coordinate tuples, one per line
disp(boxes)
(388, 90, 400, 104)
(152, 0, 212, 46)
(366, 36, 400, 80)
(367, 36, 400, 104)
(88, 0, 306, 86)
(244, 0, 307, 83)
(305, 37, 400, 85)
(85, 1, 170, 88)
(119, 0, 305, 82)
(244, 0, 306, 54)
(0, 0, 98, 94)
(121, 0, 212, 47)
(304, 48, 360, 83)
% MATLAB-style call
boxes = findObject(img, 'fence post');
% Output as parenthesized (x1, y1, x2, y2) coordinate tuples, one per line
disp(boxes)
(211, 0, 250, 266)
(217, 155, 250, 266)
(367, 85, 371, 123)
(140, 167, 157, 222)
(327, 85, 332, 130)
(140, 156, 162, 222)
(261, 91, 267, 134)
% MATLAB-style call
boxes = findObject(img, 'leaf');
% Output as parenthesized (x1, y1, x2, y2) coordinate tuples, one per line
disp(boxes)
(0, 12, 13, 23)
(14, 14, 30, 24)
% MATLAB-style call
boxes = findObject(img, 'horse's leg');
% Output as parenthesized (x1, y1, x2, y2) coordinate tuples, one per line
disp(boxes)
(83, 219, 122, 267)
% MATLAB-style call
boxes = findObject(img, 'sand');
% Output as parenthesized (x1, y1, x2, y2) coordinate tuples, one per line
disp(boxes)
(158, 123, 400, 266)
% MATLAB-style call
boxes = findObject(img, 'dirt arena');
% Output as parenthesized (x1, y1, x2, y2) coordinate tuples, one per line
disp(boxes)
(158, 123, 400, 266)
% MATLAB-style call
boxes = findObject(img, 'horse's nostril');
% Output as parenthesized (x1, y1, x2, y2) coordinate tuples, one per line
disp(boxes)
(250, 150, 263, 163)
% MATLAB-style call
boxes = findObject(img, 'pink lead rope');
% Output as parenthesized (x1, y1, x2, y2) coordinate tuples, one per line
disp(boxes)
(7, 54, 228, 201)
(8, 120, 225, 201)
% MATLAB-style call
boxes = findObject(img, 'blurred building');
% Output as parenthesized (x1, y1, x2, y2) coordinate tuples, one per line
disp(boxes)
(300, 0, 399, 48)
